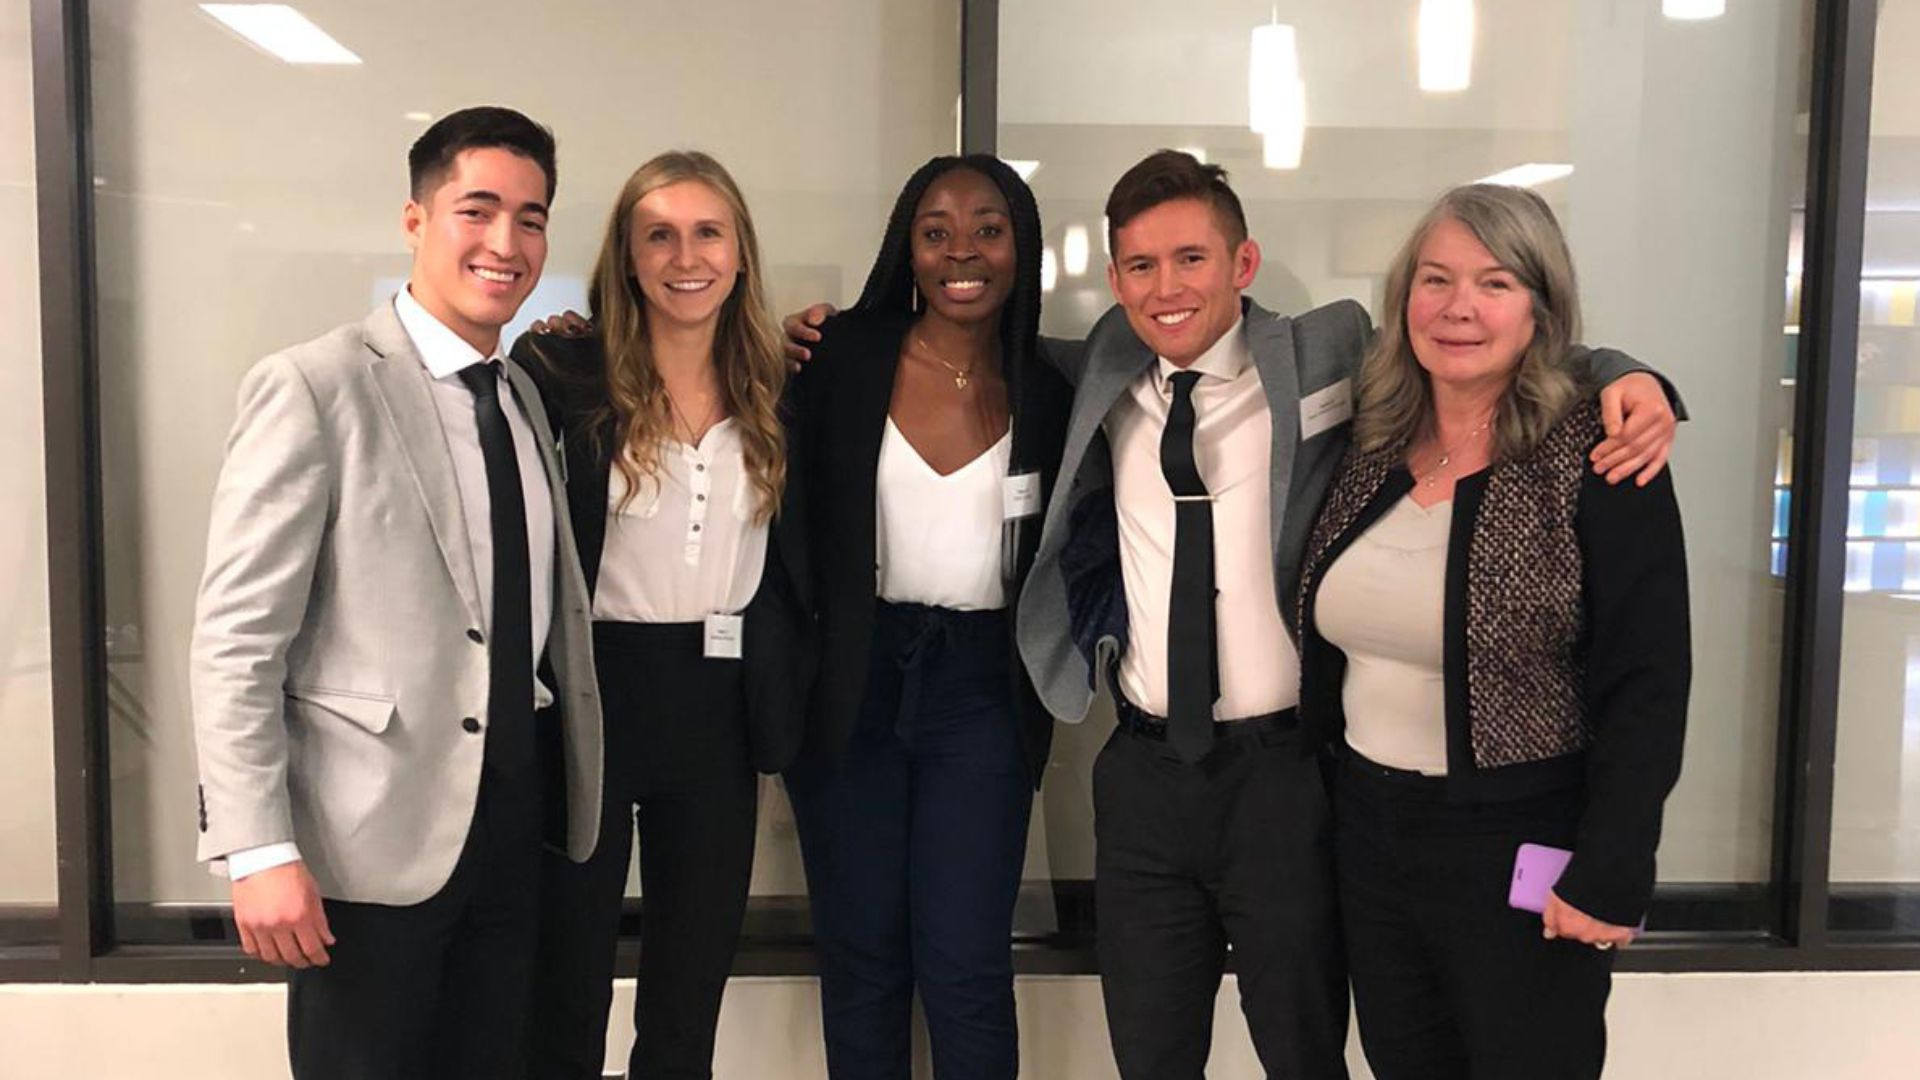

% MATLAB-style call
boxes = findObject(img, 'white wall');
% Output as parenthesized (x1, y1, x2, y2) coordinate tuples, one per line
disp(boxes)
(2, 973, 1917, 1079)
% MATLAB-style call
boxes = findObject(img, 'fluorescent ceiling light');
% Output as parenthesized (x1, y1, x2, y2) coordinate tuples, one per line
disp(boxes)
(1040, 246, 1059, 294)
(1005, 160, 1041, 182)
(1419, 0, 1474, 92)
(1663, 0, 1726, 19)
(1063, 225, 1091, 277)
(199, 5, 362, 65)
(1250, 23, 1306, 170)
(1177, 146, 1209, 165)
(403, 111, 433, 123)
(1475, 162, 1574, 188)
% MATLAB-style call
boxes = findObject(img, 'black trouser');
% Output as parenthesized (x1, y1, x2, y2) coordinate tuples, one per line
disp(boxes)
(288, 762, 542, 1080)
(1335, 750, 1612, 1080)
(1092, 706, 1348, 1080)
(530, 621, 759, 1080)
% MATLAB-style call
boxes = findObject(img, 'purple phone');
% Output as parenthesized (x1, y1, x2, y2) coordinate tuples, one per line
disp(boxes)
(1508, 842, 1574, 914)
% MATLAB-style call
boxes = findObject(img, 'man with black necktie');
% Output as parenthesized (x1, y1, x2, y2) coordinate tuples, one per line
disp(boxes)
(187, 106, 601, 1079)
(1015, 150, 1678, 1079)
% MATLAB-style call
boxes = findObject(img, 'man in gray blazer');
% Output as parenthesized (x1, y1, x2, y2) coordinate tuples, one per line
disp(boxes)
(189, 106, 601, 1080)
(1014, 151, 1675, 1079)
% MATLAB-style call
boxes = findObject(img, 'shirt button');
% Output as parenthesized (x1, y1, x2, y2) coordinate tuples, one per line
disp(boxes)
(466, 628, 484, 644)
(692, 524, 702, 532)
(696, 463, 706, 472)
(462, 716, 482, 734)
(696, 493, 706, 502)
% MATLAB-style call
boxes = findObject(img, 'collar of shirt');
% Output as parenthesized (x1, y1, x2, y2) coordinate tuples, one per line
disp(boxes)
(393, 287, 504, 379)
(1152, 314, 1250, 396)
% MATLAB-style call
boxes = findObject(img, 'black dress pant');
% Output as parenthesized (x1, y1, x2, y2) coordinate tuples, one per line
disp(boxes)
(287, 764, 542, 1080)
(530, 621, 758, 1080)
(1092, 712, 1348, 1080)
(1335, 750, 1613, 1080)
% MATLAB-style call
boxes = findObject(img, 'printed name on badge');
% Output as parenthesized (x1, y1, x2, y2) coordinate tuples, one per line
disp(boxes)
(1300, 378, 1355, 440)
(703, 613, 744, 660)
(1002, 472, 1042, 520)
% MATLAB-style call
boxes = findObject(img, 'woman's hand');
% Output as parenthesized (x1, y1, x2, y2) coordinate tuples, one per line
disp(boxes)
(1591, 372, 1675, 487)
(1542, 890, 1636, 951)
(782, 303, 839, 364)
(530, 309, 593, 337)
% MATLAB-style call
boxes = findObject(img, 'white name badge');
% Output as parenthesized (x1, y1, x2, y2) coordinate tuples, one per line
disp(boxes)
(1002, 472, 1043, 520)
(1300, 378, 1355, 440)
(703, 613, 744, 660)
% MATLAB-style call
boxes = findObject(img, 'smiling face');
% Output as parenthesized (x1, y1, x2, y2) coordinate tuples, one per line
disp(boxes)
(1107, 197, 1259, 367)
(626, 179, 742, 333)
(909, 167, 1016, 326)
(403, 146, 550, 354)
(1405, 215, 1537, 396)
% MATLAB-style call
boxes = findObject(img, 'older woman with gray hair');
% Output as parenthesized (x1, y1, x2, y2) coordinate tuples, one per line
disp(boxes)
(1295, 184, 1690, 1080)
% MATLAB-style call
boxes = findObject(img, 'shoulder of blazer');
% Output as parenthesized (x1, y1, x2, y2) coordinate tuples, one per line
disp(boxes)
(1282, 298, 1373, 386)
(257, 315, 388, 398)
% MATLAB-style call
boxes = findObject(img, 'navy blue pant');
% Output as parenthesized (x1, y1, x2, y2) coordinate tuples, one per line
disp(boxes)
(786, 602, 1033, 1080)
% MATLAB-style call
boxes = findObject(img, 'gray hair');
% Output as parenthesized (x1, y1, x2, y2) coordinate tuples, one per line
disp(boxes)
(1354, 183, 1586, 460)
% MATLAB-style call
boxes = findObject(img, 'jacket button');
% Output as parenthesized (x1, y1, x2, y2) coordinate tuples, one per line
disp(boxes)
(462, 716, 482, 733)
(467, 628, 484, 644)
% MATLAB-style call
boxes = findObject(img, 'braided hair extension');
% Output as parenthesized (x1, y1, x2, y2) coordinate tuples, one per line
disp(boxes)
(850, 154, 1046, 471)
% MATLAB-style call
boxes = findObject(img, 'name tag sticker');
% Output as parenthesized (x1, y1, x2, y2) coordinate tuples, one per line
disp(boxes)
(1300, 378, 1355, 440)
(703, 613, 744, 660)
(1002, 472, 1043, 520)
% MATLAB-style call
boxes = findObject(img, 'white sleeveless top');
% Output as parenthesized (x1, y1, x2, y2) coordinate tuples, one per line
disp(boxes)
(1314, 493, 1452, 775)
(875, 417, 1012, 611)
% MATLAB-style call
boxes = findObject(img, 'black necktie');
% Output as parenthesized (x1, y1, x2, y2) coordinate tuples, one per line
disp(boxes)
(457, 361, 535, 776)
(1161, 370, 1217, 764)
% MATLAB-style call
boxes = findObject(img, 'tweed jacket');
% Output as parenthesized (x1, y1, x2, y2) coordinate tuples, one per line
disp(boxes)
(1297, 399, 1691, 925)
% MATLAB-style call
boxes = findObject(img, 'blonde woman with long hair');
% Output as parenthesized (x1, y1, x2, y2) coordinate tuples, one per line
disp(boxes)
(511, 151, 812, 1078)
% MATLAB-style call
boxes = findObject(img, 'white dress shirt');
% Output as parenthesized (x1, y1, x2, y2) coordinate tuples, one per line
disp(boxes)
(226, 289, 556, 881)
(875, 417, 1012, 611)
(593, 419, 770, 622)
(1314, 493, 1451, 774)
(1106, 316, 1300, 721)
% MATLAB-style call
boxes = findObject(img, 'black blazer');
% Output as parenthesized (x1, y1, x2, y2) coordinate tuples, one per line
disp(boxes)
(796, 311, 1073, 788)
(510, 331, 816, 775)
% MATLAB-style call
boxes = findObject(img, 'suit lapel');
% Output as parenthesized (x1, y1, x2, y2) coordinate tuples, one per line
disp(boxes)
(1045, 310, 1154, 537)
(1245, 302, 1302, 566)
(362, 302, 486, 626)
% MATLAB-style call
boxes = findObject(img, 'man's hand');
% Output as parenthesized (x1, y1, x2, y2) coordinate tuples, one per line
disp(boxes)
(232, 861, 335, 968)
(1541, 890, 1636, 951)
(782, 303, 839, 364)
(529, 309, 593, 337)
(1592, 372, 1675, 487)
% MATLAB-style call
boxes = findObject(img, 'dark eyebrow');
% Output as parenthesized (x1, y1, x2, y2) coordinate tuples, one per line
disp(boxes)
(455, 189, 547, 217)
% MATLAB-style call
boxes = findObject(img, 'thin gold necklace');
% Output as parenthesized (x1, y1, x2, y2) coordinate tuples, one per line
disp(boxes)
(664, 384, 719, 446)
(915, 335, 977, 391)
(1415, 414, 1494, 487)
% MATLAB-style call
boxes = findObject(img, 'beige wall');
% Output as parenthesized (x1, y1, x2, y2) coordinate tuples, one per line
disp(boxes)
(0, 0, 59, 906)
(3, 973, 1918, 1079)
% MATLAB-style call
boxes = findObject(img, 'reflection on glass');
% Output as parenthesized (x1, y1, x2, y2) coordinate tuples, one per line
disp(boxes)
(1002, 0, 1809, 932)
(1832, 0, 1920, 934)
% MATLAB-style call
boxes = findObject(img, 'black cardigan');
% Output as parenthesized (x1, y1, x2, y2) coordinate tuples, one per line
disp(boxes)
(795, 311, 1073, 788)
(509, 331, 816, 776)
(1297, 410, 1691, 926)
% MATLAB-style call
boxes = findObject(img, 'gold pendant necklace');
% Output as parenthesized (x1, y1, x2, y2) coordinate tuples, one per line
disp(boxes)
(1416, 415, 1494, 487)
(915, 335, 976, 391)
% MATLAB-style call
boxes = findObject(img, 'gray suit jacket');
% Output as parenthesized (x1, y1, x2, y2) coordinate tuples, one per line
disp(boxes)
(189, 300, 603, 905)
(1017, 297, 1371, 723)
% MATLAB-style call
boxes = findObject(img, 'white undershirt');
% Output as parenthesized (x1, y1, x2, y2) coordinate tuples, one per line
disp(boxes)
(593, 419, 770, 623)
(875, 417, 1011, 611)
(1314, 493, 1452, 775)
(1106, 317, 1298, 720)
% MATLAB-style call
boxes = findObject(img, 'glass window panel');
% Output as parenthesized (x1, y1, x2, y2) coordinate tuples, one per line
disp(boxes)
(88, 0, 961, 938)
(1831, 0, 1920, 937)
(1002, 0, 1809, 936)
(0, 0, 60, 945)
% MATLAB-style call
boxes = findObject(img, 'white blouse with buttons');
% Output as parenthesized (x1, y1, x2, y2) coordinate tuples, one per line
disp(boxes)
(592, 418, 770, 623)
